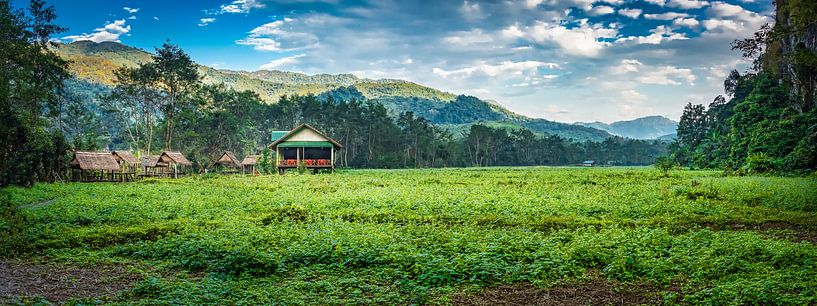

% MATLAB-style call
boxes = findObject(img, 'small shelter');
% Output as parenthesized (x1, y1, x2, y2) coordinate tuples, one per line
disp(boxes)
(141, 155, 167, 177)
(213, 151, 242, 173)
(69, 151, 121, 182)
(582, 160, 596, 167)
(268, 124, 343, 174)
(241, 155, 260, 174)
(111, 151, 139, 181)
(160, 151, 193, 178)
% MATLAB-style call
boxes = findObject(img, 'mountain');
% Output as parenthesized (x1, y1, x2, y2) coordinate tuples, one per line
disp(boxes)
(55, 41, 612, 141)
(576, 116, 678, 139)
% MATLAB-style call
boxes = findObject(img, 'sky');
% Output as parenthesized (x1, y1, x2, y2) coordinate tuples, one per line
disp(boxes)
(31, 0, 772, 123)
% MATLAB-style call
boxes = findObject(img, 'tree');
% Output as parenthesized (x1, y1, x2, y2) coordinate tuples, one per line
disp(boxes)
(0, 0, 70, 186)
(654, 156, 676, 177)
(152, 42, 200, 150)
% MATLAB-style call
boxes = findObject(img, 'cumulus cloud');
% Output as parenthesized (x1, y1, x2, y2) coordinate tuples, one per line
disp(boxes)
(260, 54, 306, 70)
(702, 1, 771, 36)
(62, 19, 131, 43)
(236, 16, 340, 52)
(587, 5, 615, 16)
(644, 0, 709, 9)
(615, 25, 687, 45)
(433, 60, 560, 78)
(673, 17, 700, 28)
(610, 59, 695, 85)
(199, 18, 216, 27)
(509, 19, 618, 57)
(123, 7, 139, 14)
(644, 12, 690, 20)
(618, 8, 642, 19)
(219, 0, 264, 14)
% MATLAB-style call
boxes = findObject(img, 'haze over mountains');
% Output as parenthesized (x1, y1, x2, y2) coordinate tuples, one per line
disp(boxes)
(57, 41, 675, 141)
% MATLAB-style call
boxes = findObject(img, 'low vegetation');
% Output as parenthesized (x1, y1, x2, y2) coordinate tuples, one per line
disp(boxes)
(2, 167, 816, 304)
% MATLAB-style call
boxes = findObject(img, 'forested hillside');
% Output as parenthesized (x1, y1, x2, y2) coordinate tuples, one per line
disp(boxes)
(55, 41, 612, 142)
(671, 0, 817, 173)
(578, 116, 678, 139)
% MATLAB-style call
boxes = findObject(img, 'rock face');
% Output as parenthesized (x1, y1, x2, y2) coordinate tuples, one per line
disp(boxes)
(776, 0, 817, 111)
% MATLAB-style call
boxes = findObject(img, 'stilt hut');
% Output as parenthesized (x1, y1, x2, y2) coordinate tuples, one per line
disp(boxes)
(160, 151, 193, 178)
(141, 155, 167, 178)
(240, 155, 260, 174)
(268, 124, 343, 174)
(111, 151, 139, 182)
(69, 151, 121, 182)
(213, 151, 242, 174)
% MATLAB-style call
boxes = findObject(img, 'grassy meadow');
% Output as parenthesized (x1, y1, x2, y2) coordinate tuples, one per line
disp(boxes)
(2, 167, 817, 304)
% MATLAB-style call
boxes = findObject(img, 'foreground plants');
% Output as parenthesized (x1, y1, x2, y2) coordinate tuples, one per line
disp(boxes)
(2, 167, 816, 304)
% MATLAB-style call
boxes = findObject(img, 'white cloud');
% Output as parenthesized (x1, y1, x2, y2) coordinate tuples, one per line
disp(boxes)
(460, 1, 484, 20)
(610, 59, 695, 85)
(199, 18, 216, 27)
(620, 89, 647, 102)
(433, 60, 560, 78)
(645, 0, 666, 6)
(153, 17, 159, 21)
(702, 2, 771, 36)
(644, 12, 690, 20)
(219, 0, 264, 14)
(615, 26, 687, 45)
(128, 16, 136, 20)
(123, 7, 139, 14)
(62, 19, 131, 43)
(587, 5, 615, 16)
(618, 8, 642, 19)
(237, 16, 338, 52)
(673, 17, 700, 28)
(668, 0, 709, 9)
(444, 29, 495, 46)
(518, 19, 618, 57)
(260, 54, 306, 70)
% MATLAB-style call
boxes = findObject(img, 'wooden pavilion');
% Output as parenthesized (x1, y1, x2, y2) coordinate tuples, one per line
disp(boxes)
(69, 151, 121, 182)
(268, 124, 343, 174)
(140, 151, 193, 178)
(111, 151, 139, 181)
(213, 151, 242, 174)
(240, 155, 260, 174)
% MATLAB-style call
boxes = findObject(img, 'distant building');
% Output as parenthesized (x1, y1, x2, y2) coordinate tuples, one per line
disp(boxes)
(582, 160, 596, 167)
(268, 124, 343, 174)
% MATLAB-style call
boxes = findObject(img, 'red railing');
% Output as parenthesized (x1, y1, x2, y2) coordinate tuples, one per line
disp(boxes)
(279, 159, 332, 167)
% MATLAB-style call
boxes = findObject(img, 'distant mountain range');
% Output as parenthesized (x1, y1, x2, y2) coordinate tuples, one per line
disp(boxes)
(576, 116, 678, 140)
(55, 41, 675, 141)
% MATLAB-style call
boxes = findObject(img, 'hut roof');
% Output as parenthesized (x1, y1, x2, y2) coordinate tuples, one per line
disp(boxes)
(215, 151, 241, 167)
(241, 155, 260, 165)
(71, 151, 120, 171)
(268, 123, 343, 149)
(141, 155, 164, 168)
(112, 151, 138, 164)
(161, 151, 193, 166)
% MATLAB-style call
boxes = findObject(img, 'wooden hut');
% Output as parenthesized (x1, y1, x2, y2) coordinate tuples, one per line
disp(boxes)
(111, 151, 139, 181)
(213, 151, 242, 174)
(140, 151, 192, 178)
(70, 151, 121, 182)
(241, 155, 260, 174)
(268, 124, 343, 174)
(160, 151, 193, 178)
(141, 155, 167, 177)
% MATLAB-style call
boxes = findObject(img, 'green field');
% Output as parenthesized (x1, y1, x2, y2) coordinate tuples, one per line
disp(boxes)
(2, 167, 817, 304)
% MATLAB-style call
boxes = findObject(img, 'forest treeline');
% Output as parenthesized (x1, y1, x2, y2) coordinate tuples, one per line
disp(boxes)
(671, 0, 817, 174)
(0, 0, 666, 186)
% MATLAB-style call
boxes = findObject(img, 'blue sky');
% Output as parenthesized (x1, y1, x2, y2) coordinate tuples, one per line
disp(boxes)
(33, 0, 772, 122)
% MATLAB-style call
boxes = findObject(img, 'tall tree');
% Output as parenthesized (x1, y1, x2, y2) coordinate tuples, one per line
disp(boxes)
(152, 42, 200, 150)
(0, 0, 70, 186)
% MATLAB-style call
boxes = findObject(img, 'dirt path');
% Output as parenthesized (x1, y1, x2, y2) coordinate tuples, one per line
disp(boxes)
(0, 260, 141, 303)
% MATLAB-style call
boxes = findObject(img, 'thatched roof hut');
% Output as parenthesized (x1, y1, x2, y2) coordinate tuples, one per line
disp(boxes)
(112, 151, 138, 165)
(160, 151, 192, 166)
(241, 155, 260, 166)
(70, 151, 120, 171)
(141, 155, 164, 168)
(214, 151, 242, 168)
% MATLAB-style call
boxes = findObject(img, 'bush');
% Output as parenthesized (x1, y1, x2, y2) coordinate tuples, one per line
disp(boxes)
(742, 153, 776, 174)
(654, 156, 677, 177)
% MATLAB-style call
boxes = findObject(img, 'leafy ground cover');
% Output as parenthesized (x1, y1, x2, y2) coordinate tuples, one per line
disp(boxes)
(2, 167, 816, 304)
